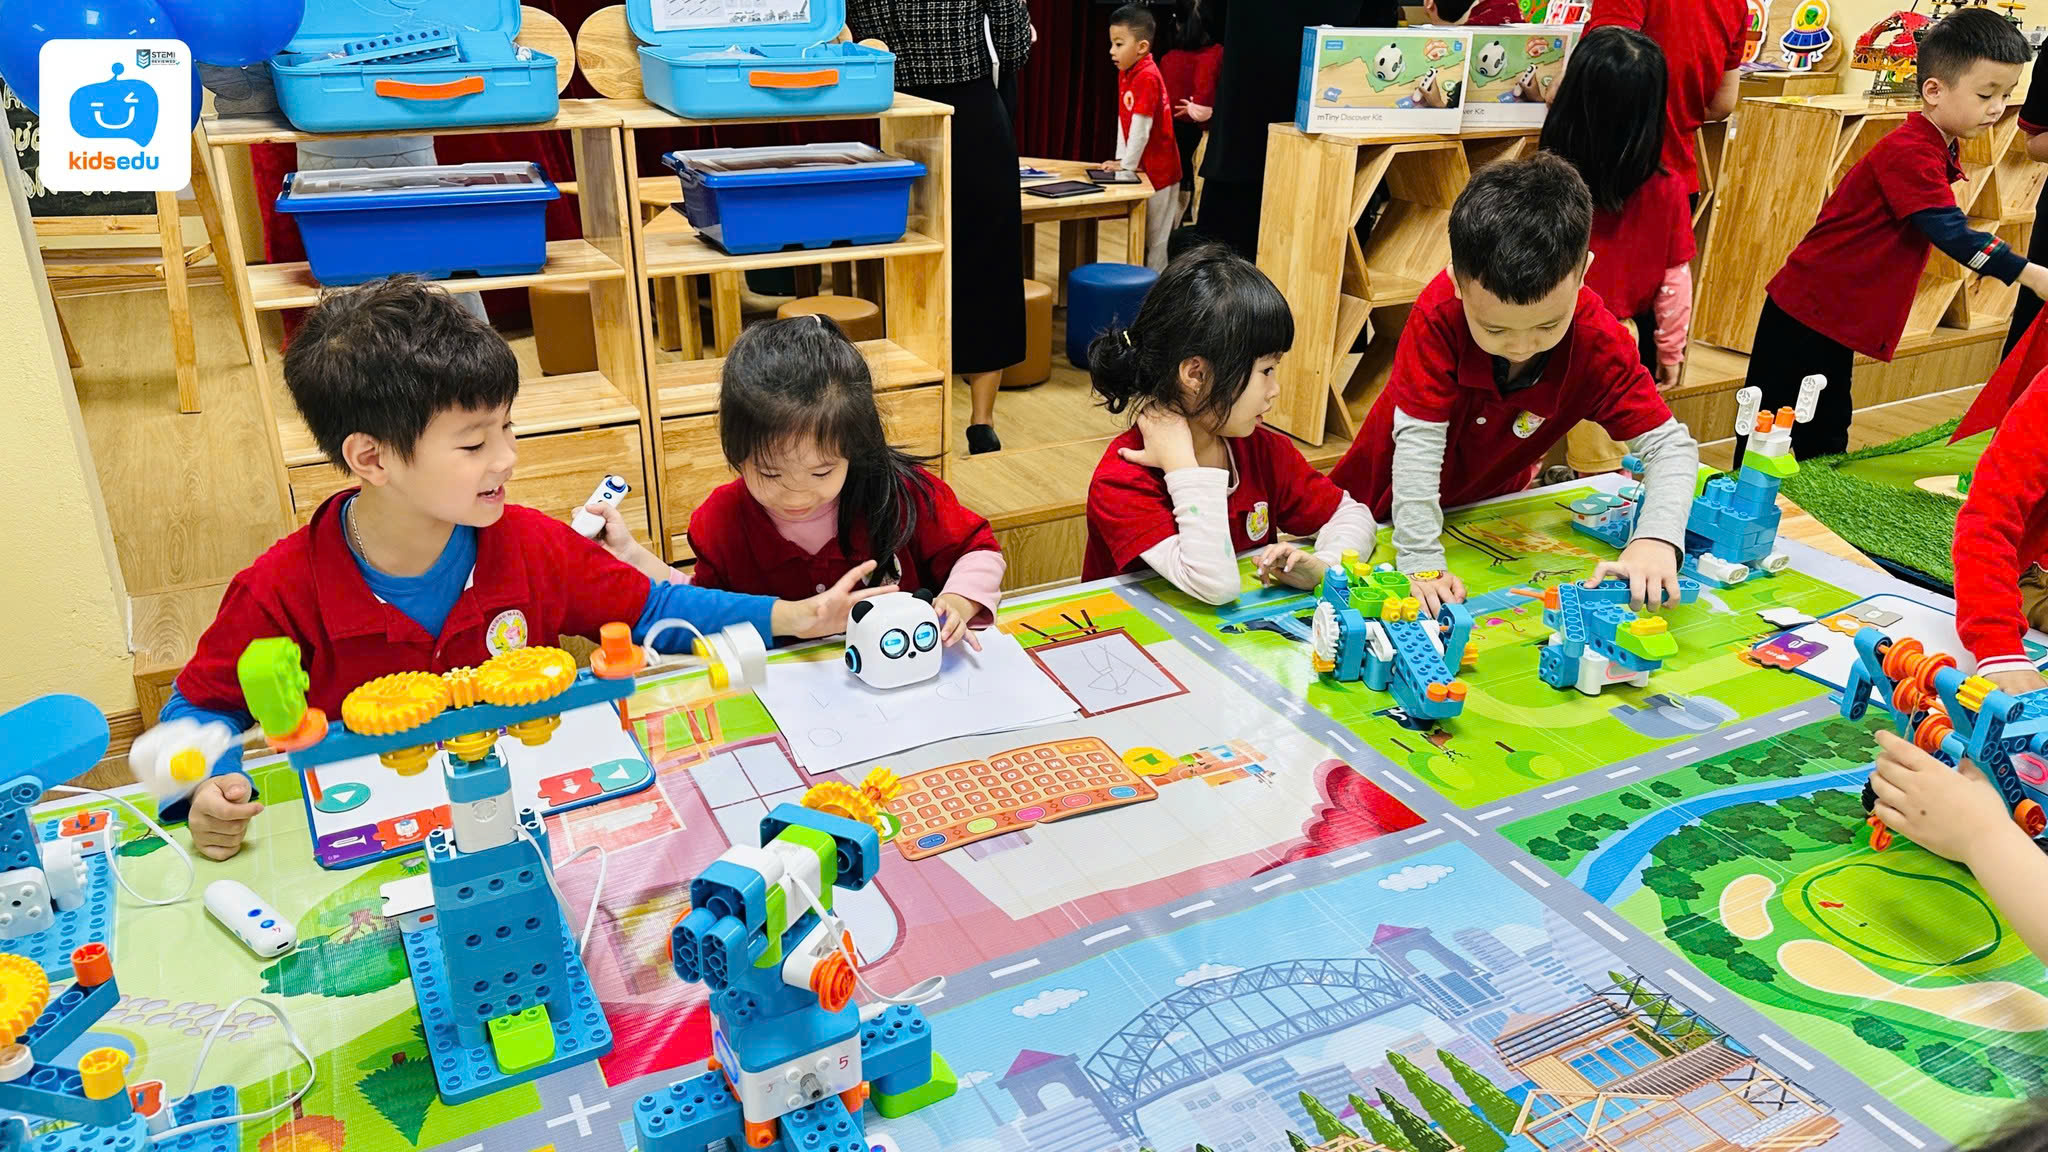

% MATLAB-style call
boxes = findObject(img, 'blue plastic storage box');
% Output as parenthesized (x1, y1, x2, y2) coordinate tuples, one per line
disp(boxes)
(271, 0, 558, 133)
(276, 162, 560, 286)
(664, 143, 925, 256)
(628, 0, 896, 119)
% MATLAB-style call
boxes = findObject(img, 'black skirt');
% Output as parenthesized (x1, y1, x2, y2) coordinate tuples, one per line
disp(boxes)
(904, 77, 1026, 375)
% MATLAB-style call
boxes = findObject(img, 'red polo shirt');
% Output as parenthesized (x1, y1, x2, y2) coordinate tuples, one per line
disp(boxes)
(687, 470, 999, 601)
(174, 494, 656, 719)
(1330, 271, 1673, 519)
(1588, 0, 1746, 186)
(1767, 112, 1962, 361)
(1083, 425, 1346, 581)
(1587, 167, 1696, 320)
(1955, 367, 2048, 670)
(1119, 55, 1182, 190)
(1465, 0, 1530, 23)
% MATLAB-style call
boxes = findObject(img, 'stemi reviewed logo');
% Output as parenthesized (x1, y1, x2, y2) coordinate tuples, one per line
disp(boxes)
(39, 39, 191, 192)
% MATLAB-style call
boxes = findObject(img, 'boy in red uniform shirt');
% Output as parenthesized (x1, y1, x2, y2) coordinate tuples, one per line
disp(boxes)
(1953, 368, 2048, 697)
(1587, 0, 1746, 194)
(1105, 6, 1182, 271)
(155, 279, 877, 859)
(1745, 6, 2048, 462)
(1329, 154, 1700, 614)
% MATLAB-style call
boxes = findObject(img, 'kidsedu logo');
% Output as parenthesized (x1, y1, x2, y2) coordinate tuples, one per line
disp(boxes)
(38, 39, 190, 192)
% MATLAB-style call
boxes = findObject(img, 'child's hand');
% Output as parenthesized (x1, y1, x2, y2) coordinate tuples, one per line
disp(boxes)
(1255, 543, 1327, 590)
(1177, 99, 1213, 123)
(1656, 361, 1684, 392)
(1589, 539, 1683, 610)
(188, 774, 264, 862)
(1120, 406, 1200, 473)
(1408, 569, 1465, 616)
(2021, 263, 2048, 299)
(773, 561, 898, 639)
(1869, 729, 2019, 865)
(584, 501, 671, 579)
(1414, 69, 1449, 108)
(1988, 667, 2048, 697)
(933, 593, 984, 650)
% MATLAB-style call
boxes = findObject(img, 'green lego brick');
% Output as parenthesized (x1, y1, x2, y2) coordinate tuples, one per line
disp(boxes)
(774, 822, 839, 907)
(486, 1005, 556, 1074)
(874, 1051, 959, 1119)
(1744, 451, 1799, 480)
(1614, 622, 1678, 662)
(756, 884, 786, 968)
(236, 638, 310, 739)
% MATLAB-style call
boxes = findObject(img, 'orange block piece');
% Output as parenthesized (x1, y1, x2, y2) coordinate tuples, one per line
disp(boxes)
(591, 621, 645, 679)
(71, 943, 111, 987)
(1447, 680, 1469, 701)
(59, 811, 108, 838)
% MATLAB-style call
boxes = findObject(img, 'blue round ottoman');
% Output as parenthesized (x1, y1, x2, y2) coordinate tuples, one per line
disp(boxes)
(1066, 262, 1159, 369)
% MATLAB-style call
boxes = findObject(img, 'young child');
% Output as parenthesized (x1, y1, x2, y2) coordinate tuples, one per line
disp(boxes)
(1159, 0, 1222, 225)
(591, 315, 1004, 648)
(160, 279, 878, 859)
(1953, 364, 2048, 698)
(1540, 26, 1695, 473)
(1585, 0, 1747, 195)
(1083, 244, 1380, 605)
(1328, 154, 1701, 615)
(1420, 0, 1523, 26)
(1105, 5, 1183, 270)
(1747, 6, 2048, 461)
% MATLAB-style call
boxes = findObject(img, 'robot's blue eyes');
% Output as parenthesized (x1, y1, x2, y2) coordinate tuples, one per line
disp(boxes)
(844, 648, 862, 674)
(913, 622, 939, 652)
(880, 628, 909, 658)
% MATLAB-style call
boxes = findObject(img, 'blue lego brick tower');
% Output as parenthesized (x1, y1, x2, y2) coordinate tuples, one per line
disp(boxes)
(1529, 578, 1701, 696)
(1308, 557, 1473, 726)
(1682, 378, 1824, 587)
(636, 804, 956, 1152)
(0, 696, 118, 983)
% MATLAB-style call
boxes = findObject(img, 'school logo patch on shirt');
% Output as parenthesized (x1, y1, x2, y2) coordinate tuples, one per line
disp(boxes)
(1245, 501, 1271, 542)
(1512, 411, 1546, 439)
(486, 609, 530, 656)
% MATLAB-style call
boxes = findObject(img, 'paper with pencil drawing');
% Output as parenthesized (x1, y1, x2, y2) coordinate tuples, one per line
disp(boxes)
(754, 633, 1078, 772)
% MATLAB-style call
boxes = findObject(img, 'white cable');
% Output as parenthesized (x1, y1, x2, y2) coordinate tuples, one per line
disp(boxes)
(44, 786, 195, 907)
(784, 872, 944, 1008)
(639, 617, 709, 672)
(151, 995, 315, 1144)
(515, 824, 607, 957)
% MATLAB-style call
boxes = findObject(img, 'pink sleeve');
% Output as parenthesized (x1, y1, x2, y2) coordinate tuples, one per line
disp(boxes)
(1653, 264, 1692, 366)
(939, 549, 1006, 626)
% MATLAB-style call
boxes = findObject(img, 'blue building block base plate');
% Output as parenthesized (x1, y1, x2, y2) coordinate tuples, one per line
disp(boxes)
(20, 1084, 239, 1152)
(401, 919, 612, 1105)
(0, 821, 115, 983)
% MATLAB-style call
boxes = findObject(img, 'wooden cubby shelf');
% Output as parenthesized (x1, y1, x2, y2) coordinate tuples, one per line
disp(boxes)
(642, 230, 946, 277)
(244, 239, 627, 312)
(275, 370, 642, 469)
(656, 338, 945, 418)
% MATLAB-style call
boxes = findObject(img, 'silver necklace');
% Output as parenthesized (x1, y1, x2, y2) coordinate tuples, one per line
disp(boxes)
(347, 497, 367, 558)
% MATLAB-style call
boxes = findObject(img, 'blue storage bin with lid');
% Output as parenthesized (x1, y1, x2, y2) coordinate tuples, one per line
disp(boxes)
(663, 143, 925, 256)
(271, 0, 558, 133)
(276, 161, 561, 286)
(629, 0, 896, 119)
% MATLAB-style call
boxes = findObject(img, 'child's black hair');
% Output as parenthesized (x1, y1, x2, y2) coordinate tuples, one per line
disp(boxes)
(1431, 0, 1480, 22)
(284, 275, 519, 469)
(1171, 0, 1214, 52)
(1960, 1098, 2048, 1152)
(719, 314, 931, 584)
(1087, 243, 1293, 427)
(1919, 6, 2030, 91)
(1110, 4, 1157, 44)
(1449, 153, 1593, 306)
(1538, 26, 1667, 215)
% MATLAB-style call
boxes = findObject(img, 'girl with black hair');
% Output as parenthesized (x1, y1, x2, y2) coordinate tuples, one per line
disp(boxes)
(1083, 245, 1378, 604)
(1159, 0, 1221, 225)
(589, 315, 1004, 647)
(1539, 25, 1695, 473)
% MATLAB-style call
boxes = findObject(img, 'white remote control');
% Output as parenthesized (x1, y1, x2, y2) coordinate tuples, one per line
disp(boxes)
(204, 880, 297, 958)
(572, 475, 630, 539)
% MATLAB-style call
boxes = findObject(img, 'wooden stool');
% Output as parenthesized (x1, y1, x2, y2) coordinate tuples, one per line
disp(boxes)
(1001, 279, 1053, 390)
(528, 282, 598, 376)
(777, 294, 882, 342)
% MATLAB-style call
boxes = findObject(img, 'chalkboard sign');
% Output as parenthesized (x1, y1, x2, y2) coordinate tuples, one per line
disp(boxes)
(4, 81, 155, 217)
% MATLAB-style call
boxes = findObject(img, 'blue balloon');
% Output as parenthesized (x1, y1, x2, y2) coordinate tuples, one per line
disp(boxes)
(155, 0, 303, 67)
(0, 0, 177, 115)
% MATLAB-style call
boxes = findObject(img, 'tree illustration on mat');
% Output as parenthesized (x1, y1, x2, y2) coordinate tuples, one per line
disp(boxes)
(1379, 1090, 1455, 1152)
(1391, 1053, 1505, 1152)
(1303, 1092, 1360, 1141)
(1439, 1049, 1521, 1131)
(1287, 1133, 1315, 1151)
(1349, 1093, 1417, 1150)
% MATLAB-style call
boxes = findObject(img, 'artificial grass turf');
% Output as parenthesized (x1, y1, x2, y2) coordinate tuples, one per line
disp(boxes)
(1776, 417, 1982, 586)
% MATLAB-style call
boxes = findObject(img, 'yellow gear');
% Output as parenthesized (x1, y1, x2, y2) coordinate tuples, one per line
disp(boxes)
(802, 781, 881, 831)
(342, 672, 452, 736)
(0, 955, 50, 1044)
(1957, 675, 1995, 714)
(506, 715, 561, 747)
(858, 767, 903, 807)
(444, 666, 482, 709)
(475, 647, 578, 707)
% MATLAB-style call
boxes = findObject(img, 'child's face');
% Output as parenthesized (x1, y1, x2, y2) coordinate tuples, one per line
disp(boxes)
(1196, 354, 1284, 438)
(1923, 58, 2022, 139)
(1452, 261, 1586, 365)
(740, 437, 849, 524)
(1109, 25, 1150, 72)
(374, 403, 517, 527)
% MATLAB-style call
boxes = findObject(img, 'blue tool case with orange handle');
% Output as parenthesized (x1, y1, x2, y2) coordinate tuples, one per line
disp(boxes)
(627, 0, 895, 120)
(271, 0, 558, 132)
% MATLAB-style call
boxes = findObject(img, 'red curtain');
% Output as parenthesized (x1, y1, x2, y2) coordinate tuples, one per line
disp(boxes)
(1013, 1, 1119, 161)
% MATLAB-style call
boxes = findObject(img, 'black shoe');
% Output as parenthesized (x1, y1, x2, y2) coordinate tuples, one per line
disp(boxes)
(967, 424, 1002, 455)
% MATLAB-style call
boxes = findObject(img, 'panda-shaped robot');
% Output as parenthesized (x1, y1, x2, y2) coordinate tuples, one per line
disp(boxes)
(844, 590, 944, 690)
(1373, 43, 1404, 84)
(1475, 40, 1507, 80)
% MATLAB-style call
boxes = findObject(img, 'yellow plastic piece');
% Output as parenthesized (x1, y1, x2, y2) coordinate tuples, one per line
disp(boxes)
(475, 647, 578, 707)
(506, 715, 560, 748)
(1311, 655, 1337, 673)
(860, 767, 903, 806)
(380, 745, 435, 777)
(1958, 675, 1995, 713)
(1626, 617, 1669, 637)
(696, 638, 730, 691)
(444, 666, 481, 709)
(169, 747, 208, 784)
(443, 730, 497, 763)
(1398, 597, 1422, 623)
(0, 955, 51, 1044)
(803, 781, 880, 830)
(342, 671, 452, 736)
(77, 1048, 128, 1100)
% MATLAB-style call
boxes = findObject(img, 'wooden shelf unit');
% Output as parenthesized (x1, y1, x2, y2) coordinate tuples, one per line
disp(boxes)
(199, 101, 664, 548)
(617, 92, 954, 564)
(1694, 96, 2030, 355)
